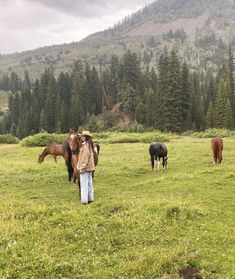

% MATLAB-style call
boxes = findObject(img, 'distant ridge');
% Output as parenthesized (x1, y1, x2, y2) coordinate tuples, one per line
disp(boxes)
(1, 0, 235, 78)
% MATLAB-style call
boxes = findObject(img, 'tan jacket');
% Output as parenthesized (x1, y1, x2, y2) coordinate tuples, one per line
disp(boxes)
(76, 142, 96, 172)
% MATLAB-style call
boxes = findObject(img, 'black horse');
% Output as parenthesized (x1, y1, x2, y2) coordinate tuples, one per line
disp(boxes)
(149, 142, 168, 171)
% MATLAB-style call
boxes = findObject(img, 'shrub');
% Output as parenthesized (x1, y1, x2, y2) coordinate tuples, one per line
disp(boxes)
(0, 134, 19, 144)
(190, 128, 235, 138)
(20, 132, 66, 147)
(110, 122, 145, 133)
(92, 132, 170, 144)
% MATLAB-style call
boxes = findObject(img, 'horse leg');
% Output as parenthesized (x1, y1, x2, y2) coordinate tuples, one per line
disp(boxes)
(53, 155, 57, 163)
(218, 150, 222, 164)
(156, 157, 160, 170)
(214, 150, 218, 164)
(65, 160, 73, 183)
(150, 154, 155, 171)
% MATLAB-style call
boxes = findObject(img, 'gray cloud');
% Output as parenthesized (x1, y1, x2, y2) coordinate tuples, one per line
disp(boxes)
(0, 0, 153, 54)
(27, 0, 150, 18)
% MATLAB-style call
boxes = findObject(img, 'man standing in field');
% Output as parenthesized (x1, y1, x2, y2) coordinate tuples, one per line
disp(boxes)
(76, 130, 96, 205)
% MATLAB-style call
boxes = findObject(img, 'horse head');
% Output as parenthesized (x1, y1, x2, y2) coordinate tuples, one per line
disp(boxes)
(38, 154, 44, 163)
(67, 130, 82, 154)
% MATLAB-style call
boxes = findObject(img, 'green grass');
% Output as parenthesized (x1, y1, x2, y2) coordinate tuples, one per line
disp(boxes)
(0, 137, 235, 279)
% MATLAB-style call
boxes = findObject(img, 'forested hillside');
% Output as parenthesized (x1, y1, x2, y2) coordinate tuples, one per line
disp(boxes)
(1, 0, 235, 78)
(0, 47, 234, 138)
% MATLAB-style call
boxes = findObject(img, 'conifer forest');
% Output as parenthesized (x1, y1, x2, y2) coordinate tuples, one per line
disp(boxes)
(0, 47, 235, 138)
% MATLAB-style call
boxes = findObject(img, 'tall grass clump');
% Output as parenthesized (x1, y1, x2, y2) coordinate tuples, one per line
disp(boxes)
(187, 128, 235, 138)
(93, 131, 170, 144)
(110, 122, 145, 133)
(0, 134, 19, 144)
(20, 132, 67, 147)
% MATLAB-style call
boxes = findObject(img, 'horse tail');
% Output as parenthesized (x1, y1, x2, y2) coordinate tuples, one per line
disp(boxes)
(94, 143, 100, 155)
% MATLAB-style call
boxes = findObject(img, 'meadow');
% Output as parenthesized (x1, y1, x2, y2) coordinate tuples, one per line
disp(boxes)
(0, 136, 234, 279)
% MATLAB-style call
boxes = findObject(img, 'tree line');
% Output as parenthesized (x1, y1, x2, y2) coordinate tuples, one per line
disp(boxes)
(0, 47, 234, 138)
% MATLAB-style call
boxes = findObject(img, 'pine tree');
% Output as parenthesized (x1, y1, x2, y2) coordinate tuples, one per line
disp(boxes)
(58, 72, 71, 104)
(109, 55, 120, 104)
(164, 49, 182, 132)
(144, 89, 159, 128)
(22, 70, 31, 89)
(214, 80, 228, 128)
(60, 101, 69, 132)
(205, 74, 216, 111)
(39, 109, 47, 131)
(191, 72, 205, 130)
(44, 69, 57, 132)
(224, 99, 234, 129)
(206, 102, 214, 128)
(180, 62, 191, 131)
(122, 50, 141, 89)
(228, 45, 235, 119)
(135, 97, 146, 124)
(157, 52, 169, 130)
(69, 74, 84, 129)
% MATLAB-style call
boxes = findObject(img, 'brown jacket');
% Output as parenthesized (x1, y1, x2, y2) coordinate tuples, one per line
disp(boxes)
(76, 142, 96, 172)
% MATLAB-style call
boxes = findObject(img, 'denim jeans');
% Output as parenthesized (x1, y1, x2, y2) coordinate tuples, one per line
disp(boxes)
(80, 171, 94, 204)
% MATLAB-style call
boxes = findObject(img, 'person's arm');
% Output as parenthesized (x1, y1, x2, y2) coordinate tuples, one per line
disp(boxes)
(79, 145, 90, 173)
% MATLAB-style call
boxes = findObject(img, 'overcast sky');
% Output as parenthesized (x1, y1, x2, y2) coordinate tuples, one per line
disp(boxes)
(0, 0, 153, 54)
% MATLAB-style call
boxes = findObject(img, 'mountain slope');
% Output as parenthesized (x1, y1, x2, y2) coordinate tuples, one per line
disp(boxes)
(1, 0, 235, 79)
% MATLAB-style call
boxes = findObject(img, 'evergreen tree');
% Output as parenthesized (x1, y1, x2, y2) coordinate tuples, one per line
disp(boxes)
(22, 70, 31, 89)
(39, 109, 47, 131)
(191, 72, 205, 130)
(44, 69, 57, 132)
(205, 74, 216, 111)
(224, 99, 234, 129)
(122, 50, 141, 89)
(228, 45, 235, 119)
(9, 72, 20, 93)
(144, 89, 159, 128)
(60, 101, 69, 132)
(108, 55, 120, 105)
(30, 80, 41, 134)
(206, 102, 214, 128)
(157, 52, 169, 130)
(164, 49, 182, 132)
(118, 83, 136, 116)
(214, 80, 228, 128)
(57, 72, 71, 104)
(69, 74, 84, 129)
(180, 62, 191, 131)
(135, 97, 146, 124)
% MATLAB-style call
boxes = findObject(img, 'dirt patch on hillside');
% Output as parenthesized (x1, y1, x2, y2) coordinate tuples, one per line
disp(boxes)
(126, 13, 208, 40)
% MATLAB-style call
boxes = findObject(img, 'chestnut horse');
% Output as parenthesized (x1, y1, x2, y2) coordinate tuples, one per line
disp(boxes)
(67, 130, 99, 187)
(38, 141, 73, 183)
(38, 144, 64, 163)
(211, 137, 223, 164)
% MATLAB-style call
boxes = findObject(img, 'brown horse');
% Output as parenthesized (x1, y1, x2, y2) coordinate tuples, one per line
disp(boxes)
(38, 141, 73, 183)
(67, 130, 99, 186)
(38, 144, 64, 163)
(67, 130, 82, 185)
(211, 137, 223, 164)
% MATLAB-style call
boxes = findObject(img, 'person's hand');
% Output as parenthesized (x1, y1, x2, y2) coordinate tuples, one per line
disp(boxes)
(79, 169, 85, 175)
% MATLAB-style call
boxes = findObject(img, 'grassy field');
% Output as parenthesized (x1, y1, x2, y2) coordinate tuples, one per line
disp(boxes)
(0, 137, 234, 279)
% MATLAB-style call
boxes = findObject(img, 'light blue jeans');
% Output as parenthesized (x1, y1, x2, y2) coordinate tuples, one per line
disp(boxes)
(80, 171, 94, 204)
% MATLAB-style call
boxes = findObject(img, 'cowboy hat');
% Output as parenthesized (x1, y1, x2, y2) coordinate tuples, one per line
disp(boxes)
(81, 130, 92, 137)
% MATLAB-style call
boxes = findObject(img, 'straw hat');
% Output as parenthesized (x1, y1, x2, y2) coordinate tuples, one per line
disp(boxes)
(81, 130, 92, 137)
